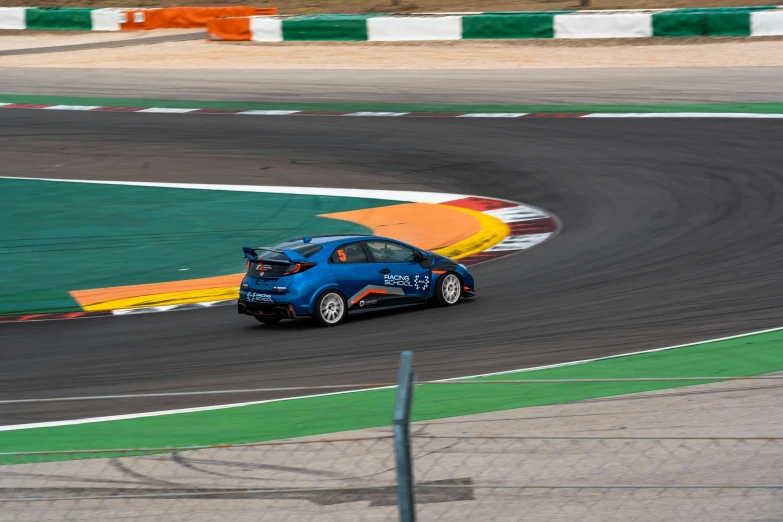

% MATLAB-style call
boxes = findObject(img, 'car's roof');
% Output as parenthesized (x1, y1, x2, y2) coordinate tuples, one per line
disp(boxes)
(311, 234, 374, 245)
(282, 234, 403, 247)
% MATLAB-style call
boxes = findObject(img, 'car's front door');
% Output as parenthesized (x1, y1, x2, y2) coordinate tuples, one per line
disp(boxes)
(327, 241, 386, 311)
(364, 240, 431, 304)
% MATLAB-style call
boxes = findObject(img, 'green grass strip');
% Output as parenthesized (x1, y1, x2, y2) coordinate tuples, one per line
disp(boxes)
(3, 94, 783, 114)
(2, 328, 782, 463)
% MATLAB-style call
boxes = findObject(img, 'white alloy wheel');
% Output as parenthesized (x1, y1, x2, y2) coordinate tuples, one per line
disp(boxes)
(319, 292, 345, 325)
(442, 274, 461, 304)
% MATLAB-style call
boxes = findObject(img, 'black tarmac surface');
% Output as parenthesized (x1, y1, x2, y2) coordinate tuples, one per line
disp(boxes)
(2, 110, 783, 424)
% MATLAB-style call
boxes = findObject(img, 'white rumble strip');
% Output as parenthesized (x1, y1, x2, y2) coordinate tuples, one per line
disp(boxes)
(1, 103, 781, 118)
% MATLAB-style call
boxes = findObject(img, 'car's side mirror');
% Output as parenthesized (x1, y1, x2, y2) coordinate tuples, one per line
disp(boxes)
(414, 251, 429, 262)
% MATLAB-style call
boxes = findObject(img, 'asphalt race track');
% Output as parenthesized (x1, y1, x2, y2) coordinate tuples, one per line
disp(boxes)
(4, 67, 783, 104)
(2, 109, 783, 424)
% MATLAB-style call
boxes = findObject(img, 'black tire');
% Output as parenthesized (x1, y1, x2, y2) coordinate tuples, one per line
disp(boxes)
(313, 290, 347, 327)
(254, 315, 281, 325)
(434, 272, 462, 307)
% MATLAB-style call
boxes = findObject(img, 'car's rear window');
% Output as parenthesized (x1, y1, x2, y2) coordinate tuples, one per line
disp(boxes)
(273, 241, 324, 258)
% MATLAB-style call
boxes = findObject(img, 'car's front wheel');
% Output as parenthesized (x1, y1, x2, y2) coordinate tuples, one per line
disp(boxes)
(434, 272, 461, 306)
(314, 291, 347, 327)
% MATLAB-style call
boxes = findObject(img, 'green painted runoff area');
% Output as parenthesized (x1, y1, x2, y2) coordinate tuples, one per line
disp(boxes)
(2, 328, 782, 462)
(4, 94, 783, 115)
(0, 178, 392, 315)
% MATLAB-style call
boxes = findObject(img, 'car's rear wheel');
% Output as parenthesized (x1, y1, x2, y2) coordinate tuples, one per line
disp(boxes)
(254, 315, 281, 325)
(434, 272, 461, 306)
(314, 291, 346, 327)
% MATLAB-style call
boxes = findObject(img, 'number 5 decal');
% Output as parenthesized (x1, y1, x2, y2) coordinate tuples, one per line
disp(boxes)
(337, 249, 347, 262)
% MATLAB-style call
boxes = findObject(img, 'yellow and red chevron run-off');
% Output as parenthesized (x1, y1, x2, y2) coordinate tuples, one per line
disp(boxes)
(1, 180, 557, 322)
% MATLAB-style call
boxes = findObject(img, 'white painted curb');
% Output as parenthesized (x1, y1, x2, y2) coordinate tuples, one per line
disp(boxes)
(751, 9, 783, 36)
(250, 17, 283, 42)
(0, 7, 25, 30)
(368, 16, 462, 41)
(554, 12, 653, 38)
(90, 9, 122, 32)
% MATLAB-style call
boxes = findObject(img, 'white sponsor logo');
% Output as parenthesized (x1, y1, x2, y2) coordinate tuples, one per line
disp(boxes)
(383, 274, 411, 287)
(413, 275, 430, 291)
(246, 292, 273, 303)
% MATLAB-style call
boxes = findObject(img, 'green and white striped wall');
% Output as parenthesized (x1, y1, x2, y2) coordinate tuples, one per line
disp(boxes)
(0, 7, 123, 31)
(227, 7, 783, 42)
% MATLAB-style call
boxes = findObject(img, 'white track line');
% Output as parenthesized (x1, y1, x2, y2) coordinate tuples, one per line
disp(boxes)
(137, 108, 198, 113)
(2, 325, 781, 432)
(0, 176, 468, 204)
(42, 105, 100, 111)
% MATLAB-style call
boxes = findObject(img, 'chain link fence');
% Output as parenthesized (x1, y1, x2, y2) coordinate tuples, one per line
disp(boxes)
(1, 352, 781, 521)
(409, 434, 783, 522)
(2, 434, 781, 521)
(1, 437, 399, 522)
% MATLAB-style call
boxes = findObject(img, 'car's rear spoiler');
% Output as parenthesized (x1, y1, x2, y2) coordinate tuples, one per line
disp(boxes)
(242, 246, 307, 264)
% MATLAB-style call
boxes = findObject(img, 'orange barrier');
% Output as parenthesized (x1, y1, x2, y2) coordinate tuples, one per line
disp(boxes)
(120, 6, 276, 30)
(119, 9, 150, 31)
(207, 16, 252, 40)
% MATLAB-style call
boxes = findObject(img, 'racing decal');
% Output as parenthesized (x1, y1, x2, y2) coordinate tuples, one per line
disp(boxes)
(413, 274, 430, 291)
(383, 274, 411, 287)
(349, 285, 404, 305)
(245, 292, 273, 303)
(381, 274, 429, 290)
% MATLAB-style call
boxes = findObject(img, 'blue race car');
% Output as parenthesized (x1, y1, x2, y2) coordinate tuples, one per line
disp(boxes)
(237, 234, 475, 326)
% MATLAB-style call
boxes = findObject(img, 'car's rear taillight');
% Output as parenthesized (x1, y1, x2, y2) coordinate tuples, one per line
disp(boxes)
(283, 262, 316, 276)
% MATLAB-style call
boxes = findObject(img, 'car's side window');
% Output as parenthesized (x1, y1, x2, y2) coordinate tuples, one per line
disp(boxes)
(365, 241, 416, 263)
(330, 242, 369, 264)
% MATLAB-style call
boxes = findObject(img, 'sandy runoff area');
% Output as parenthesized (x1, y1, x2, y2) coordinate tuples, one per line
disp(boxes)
(1, 35, 783, 68)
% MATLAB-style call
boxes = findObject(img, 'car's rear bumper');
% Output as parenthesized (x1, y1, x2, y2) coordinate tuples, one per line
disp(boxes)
(238, 300, 301, 319)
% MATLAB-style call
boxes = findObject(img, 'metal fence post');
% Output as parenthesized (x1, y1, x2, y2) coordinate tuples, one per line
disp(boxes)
(393, 350, 416, 522)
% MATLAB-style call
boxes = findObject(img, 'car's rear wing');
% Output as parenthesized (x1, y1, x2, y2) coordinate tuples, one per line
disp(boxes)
(242, 246, 307, 264)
